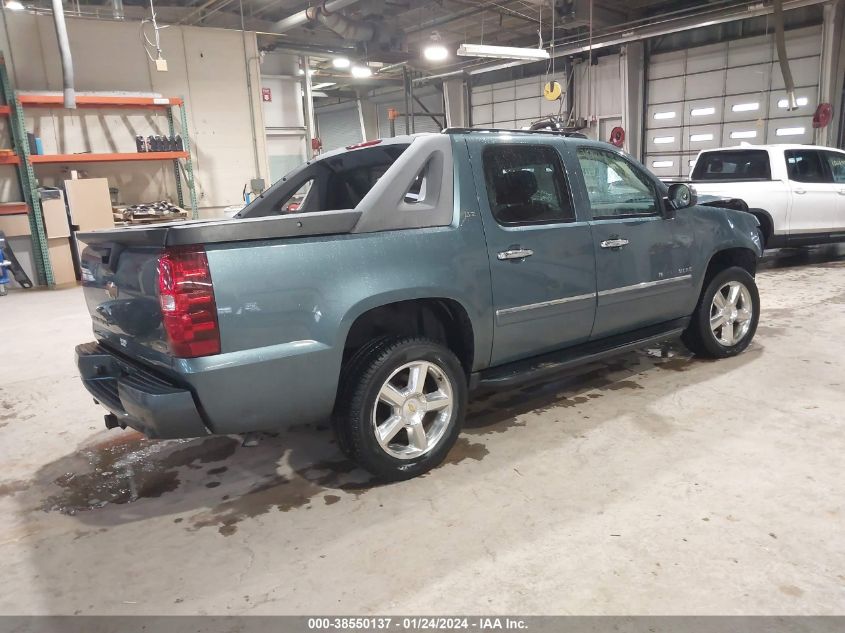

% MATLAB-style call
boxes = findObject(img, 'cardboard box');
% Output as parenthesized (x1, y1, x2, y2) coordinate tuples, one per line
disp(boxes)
(47, 237, 77, 286)
(63, 178, 113, 232)
(42, 192, 71, 238)
(0, 212, 31, 237)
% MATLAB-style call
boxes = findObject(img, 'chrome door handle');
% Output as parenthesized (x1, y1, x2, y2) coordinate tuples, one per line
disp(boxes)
(497, 248, 534, 260)
(794, 188, 806, 194)
(600, 238, 630, 249)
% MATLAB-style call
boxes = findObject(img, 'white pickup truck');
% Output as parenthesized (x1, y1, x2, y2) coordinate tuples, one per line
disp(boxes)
(689, 145, 845, 248)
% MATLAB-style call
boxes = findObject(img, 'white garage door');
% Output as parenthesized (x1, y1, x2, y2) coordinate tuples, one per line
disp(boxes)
(645, 25, 822, 179)
(471, 75, 562, 129)
(315, 102, 362, 151)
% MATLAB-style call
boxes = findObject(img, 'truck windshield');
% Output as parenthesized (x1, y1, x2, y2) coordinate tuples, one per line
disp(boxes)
(692, 150, 771, 181)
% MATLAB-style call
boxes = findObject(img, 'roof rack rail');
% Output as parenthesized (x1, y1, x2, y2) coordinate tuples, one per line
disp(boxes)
(441, 127, 588, 139)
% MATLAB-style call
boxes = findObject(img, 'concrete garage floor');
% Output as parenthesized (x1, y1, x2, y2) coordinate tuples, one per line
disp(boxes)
(0, 247, 844, 615)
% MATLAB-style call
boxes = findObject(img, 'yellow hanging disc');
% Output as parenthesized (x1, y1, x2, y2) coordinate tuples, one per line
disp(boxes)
(543, 81, 562, 101)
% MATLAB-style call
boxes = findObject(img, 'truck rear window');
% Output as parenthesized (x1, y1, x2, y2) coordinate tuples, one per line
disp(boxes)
(692, 150, 771, 181)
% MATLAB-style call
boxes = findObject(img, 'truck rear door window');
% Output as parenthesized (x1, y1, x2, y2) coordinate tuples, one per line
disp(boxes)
(692, 150, 771, 181)
(824, 151, 845, 184)
(482, 145, 574, 225)
(785, 150, 829, 183)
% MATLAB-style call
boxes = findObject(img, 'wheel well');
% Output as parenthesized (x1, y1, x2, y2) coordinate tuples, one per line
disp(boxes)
(343, 299, 474, 375)
(748, 210, 773, 246)
(703, 248, 757, 287)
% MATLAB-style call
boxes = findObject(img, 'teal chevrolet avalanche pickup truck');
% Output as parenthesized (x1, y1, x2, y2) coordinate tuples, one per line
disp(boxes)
(76, 129, 763, 480)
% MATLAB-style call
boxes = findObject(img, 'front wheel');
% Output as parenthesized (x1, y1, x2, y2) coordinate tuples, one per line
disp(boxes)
(334, 337, 467, 481)
(682, 266, 760, 358)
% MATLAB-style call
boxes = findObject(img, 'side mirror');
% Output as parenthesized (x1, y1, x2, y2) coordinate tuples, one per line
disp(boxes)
(667, 182, 697, 210)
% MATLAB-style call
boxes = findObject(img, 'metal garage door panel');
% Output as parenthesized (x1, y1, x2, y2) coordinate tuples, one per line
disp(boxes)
(472, 103, 493, 126)
(514, 97, 540, 120)
(723, 120, 764, 145)
(316, 104, 361, 151)
(683, 98, 722, 125)
(492, 100, 516, 127)
(724, 92, 770, 123)
(647, 102, 682, 129)
(728, 35, 772, 67)
(686, 43, 727, 74)
(725, 64, 770, 96)
(685, 124, 722, 152)
(649, 76, 685, 104)
(785, 26, 822, 58)
(472, 86, 493, 105)
(493, 83, 516, 102)
(685, 69, 725, 100)
(649, 51, 685, 79)
(646, 154, 683, 178)
(767, 90, 817, 119)
(765, 116, 814, 143)
(647, 127, 682, 153)
(540, 98, 561, 117)
(772, 56, 819, 90)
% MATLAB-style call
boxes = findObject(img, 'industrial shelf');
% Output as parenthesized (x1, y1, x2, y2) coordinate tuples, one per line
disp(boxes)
(0, 153, 20, 165)
(30, 151, 188, 164)
(0, 105, 10, 115)
(18, 95, 184, 109)
(0, 202, 27, 215)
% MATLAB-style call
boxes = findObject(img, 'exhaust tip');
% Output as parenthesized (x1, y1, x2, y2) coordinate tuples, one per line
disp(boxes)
(104, 413, 120, 430)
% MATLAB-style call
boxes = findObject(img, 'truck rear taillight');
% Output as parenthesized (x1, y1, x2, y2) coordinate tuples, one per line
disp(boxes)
(157, 246, 221, 358)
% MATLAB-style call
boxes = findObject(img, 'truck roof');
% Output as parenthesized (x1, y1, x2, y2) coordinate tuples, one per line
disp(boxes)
(697, 144, 845, 154)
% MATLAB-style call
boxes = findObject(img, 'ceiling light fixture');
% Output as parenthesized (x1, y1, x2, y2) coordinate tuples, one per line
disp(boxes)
(4, 0, 24, 9)
(423, 31, 449, 62)
(456, 43, 549, 61)
(332, 57, 350, 69)
(311, 82, 336, 90)
(351, 65, 372, 78)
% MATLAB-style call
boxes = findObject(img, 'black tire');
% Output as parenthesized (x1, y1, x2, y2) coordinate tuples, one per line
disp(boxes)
(682, 266, 760, 358)
(334, 336, 467, 481)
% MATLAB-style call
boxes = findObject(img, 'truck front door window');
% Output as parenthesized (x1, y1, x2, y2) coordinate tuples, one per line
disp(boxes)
(482, 145, 574, 225)
(576, 147, 658, 218)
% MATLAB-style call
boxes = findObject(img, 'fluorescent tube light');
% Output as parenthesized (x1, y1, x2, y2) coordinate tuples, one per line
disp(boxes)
(332, 57, 350, 69)
(691, 106, 715, 116)
(653, 111, 676, 120)
(730, 130, 757, 139)
(652, 160, 674, 168)
(351, 65, 372, 78)
(457, 43, 549, 61)
(4, 0, 24, 9)
(776, 127, 805, 136)
(424, 44, 449, 61)
(653, 136, 674, 144)
(690, 133, 713, 142)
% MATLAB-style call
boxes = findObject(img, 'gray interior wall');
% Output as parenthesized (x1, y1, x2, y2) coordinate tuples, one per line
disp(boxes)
(0, 11, 269, 217)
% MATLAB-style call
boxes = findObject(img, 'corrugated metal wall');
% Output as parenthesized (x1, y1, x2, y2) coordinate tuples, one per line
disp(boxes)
(315, 102, 362, 151)
(645, 25, 822, 179)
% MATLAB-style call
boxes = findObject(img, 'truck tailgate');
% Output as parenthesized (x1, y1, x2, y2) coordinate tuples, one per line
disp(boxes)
(80, 241, 172, 370)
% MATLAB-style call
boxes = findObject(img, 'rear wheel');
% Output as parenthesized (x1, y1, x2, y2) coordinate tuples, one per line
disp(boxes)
(334, 337, 467, 480)
(682, 266, 759, 358)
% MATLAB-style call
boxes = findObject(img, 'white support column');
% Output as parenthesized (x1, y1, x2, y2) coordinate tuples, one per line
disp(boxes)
(443, 77, 466, 128)
(357, 95, 379, 140)
(818, 0, 845, 146)
(301, 54, 316, 159)
(621, 42, 645, 160)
